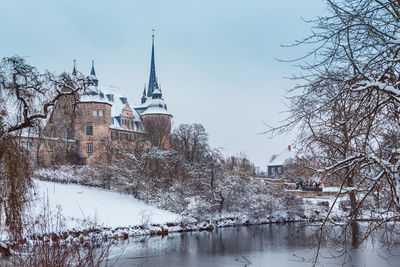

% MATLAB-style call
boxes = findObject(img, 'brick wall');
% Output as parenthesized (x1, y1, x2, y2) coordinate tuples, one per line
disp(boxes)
(74, 102, 112, 164)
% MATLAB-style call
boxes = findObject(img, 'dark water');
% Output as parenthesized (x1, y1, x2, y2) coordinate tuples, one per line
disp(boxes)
(108, 223, 400, 267)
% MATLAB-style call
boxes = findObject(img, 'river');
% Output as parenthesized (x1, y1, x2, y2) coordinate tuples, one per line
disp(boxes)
(108, 223, 400, 266)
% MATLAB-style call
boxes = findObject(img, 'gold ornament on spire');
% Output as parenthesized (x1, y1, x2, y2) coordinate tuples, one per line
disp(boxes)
(152, 29, 155, 38)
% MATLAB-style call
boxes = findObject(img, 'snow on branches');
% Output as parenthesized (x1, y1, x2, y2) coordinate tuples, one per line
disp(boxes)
(0, 56, 89, 138)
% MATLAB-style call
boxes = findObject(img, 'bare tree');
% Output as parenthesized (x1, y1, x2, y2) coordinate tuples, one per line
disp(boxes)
(170, 123, 209, 162)
(269, 0, 400, 264)
(222, 153, 256, 177)
(0, 56, 88, 250)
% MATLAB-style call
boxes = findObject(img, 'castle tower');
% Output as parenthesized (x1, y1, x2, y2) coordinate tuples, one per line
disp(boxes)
(141, 30, 173, 149)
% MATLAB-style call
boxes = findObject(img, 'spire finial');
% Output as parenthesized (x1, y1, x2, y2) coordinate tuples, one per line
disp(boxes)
(147, 30, 158, 97)
(152, 28, 155, 38)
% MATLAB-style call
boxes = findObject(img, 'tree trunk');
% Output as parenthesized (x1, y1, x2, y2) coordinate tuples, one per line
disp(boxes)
(348, 175, 359, 247)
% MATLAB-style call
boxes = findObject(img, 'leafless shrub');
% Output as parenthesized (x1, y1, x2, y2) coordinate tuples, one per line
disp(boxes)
(3, 197, 116, 267)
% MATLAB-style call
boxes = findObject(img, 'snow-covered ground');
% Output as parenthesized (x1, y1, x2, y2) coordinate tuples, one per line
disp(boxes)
(31, 179, 179, 229)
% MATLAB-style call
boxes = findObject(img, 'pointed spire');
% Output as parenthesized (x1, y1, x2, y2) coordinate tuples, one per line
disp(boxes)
(143, 83, 147, 96)
(72, 59, 77, 76)
(141, 83, 147, 104)
(90, 60, 96, 76)
(147, 29, 159, 97)
(90, 60, 98, 86)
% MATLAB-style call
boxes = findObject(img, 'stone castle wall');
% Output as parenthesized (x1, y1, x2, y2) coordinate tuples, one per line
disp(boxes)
(141, 114, 172, 150)
(74, 102, 112, 164)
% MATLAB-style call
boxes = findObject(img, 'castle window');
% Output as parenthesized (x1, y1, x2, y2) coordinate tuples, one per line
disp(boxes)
(93, 110, 104, 117)
(86, 125, 93, 135)
(111, 131, 118, 140)
(86, 143, 93, 153)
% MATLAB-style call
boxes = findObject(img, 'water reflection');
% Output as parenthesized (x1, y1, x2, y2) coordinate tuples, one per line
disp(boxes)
(109, 223, 400, 266)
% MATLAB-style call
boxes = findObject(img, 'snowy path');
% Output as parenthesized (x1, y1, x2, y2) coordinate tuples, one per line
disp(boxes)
(31, 180, 179, 229)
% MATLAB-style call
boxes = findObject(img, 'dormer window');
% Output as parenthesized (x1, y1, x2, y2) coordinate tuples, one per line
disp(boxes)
(120, 97, 128, 104)
(106, 94, 114, 102)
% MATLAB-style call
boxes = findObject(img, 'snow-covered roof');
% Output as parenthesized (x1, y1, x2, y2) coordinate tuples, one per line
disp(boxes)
(131, 108, 142, 122)
(141, 106, 172, 116)
(78, 86, 110, 104)
(110, 98, 127, 117)
(140, 97, 172, 116)
(79, 94, 111, 104)
(134, 96, 152, 109)
(76, 85, 145, 132)
(17, 133, 77, 143)
(268, 147, 292, 166)
(153, 88, 162, 95)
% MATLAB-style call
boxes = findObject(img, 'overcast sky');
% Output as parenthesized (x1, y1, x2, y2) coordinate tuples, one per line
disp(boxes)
(0, 0, 326, 169)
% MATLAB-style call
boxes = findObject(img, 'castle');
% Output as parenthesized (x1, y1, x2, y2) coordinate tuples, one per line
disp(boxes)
(25, 33, 173, 165)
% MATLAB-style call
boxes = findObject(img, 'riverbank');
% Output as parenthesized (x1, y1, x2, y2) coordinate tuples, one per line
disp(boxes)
(1, 178, 344, 250)
(3, 164, 375, 253)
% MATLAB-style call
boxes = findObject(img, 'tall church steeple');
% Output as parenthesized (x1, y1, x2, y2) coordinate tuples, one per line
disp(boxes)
(147, 29, 159, 97)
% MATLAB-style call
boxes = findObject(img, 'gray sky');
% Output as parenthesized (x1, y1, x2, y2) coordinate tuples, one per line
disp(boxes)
(0, 0, 326, 169)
